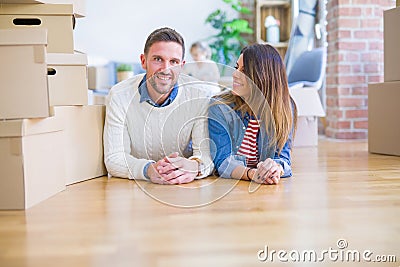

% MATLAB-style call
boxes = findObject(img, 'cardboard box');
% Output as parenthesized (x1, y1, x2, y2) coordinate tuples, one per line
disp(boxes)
(88, 65, 111, 90)
(38, 0, 85, 18)
(53, 105, 107, 185)
(384, 7, 400, 82)
(0, 29, 51, 119)
(289, 87, 325, 147)
(0, 4, 74, 53)
(368, 82, 400, 156)
(88, 89, 108, 105)
(47, 52, 88, 106)
(0, 0, 85, 17)
(294, 116, 319, 147)
(0, 117, 66, 209)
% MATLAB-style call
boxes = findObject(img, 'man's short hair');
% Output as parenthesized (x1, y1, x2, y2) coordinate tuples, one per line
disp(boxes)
(144, 27, 185, 59)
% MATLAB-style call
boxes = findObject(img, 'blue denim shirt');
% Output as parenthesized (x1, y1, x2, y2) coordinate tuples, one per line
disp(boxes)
(138, 74, 178, 107)
(138, 74, 179, 179)
(208, 99, 294, 178)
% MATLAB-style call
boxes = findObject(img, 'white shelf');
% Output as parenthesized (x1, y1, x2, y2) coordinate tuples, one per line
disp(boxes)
(257, 0, 290, 8)
(257, 39, 289, 48)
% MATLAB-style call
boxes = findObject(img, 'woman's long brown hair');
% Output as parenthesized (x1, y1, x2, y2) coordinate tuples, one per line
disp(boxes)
(217, 44, 297, 153)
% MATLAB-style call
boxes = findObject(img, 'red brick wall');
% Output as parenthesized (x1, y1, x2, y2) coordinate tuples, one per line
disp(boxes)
(325, 0, 396, 139)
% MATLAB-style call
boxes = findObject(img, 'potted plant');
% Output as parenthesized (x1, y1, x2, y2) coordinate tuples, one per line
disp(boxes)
(116, 63, 134, 82)
(205, 0, 253, 68)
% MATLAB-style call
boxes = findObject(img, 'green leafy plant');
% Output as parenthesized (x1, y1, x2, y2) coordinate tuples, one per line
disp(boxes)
(116, 63, 133, 72)
(205, 0, 253, 67)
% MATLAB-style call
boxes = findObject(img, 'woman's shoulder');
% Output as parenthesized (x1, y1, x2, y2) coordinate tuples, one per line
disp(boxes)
(209, 94, 231, 108)
(209, 95, 243, 119)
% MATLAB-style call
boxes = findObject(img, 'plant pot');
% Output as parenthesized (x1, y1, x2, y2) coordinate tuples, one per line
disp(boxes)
(117, 71, 134, 82)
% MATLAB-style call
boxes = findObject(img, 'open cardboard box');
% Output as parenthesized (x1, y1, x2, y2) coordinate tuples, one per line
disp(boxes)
(289, 87, 326, 147)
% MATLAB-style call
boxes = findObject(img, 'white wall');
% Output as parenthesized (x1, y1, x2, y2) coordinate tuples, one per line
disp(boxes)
(74, 0, 236, 64)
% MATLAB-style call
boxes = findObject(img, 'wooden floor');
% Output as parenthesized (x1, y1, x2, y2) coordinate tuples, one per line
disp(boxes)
(0, 139, 399, 267)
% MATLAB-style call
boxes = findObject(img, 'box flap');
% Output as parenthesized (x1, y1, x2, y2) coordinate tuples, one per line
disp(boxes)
(0, 3, 73, 15)
(39, 0, 86, 18)
(47, 52, 87, 65)
(0, 0, 86, 17)
(289, 87, 326, 117)
(0, 29, 47, 45)
(0, 116, 63, 137)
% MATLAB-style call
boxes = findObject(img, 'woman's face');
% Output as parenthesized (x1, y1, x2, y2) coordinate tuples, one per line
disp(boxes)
(232, 54, 250, 98)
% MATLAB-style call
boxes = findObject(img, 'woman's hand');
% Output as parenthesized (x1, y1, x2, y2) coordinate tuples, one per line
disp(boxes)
(253, 159, 283, 184)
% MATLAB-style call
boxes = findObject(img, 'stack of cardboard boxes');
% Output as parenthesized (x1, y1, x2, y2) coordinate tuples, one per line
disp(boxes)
(368, 4, 400, 156)
(0, 1, 107, 210)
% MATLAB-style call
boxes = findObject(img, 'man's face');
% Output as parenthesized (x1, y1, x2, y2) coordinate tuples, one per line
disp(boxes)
(140, 41, 185, 97)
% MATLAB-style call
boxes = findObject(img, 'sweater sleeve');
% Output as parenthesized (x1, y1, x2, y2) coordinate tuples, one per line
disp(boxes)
(103, 91, 152, 180)
(189, 94, 214, 178)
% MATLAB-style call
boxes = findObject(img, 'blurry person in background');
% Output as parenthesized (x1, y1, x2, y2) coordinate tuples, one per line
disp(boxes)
(184, 41, 221, 95)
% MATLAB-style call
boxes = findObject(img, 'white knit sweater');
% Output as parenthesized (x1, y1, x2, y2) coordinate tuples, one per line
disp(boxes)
(103, 74, 214, 180)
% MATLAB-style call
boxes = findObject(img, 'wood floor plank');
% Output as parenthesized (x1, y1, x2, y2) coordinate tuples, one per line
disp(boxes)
(0, 139, 399, 267)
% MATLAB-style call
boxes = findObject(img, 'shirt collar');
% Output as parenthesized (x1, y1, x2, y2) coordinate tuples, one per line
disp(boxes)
(138, 74, 178, 107)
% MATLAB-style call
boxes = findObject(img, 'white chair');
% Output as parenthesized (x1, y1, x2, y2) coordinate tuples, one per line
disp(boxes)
(287, 47, 327, 91)
(287, 47, 327, 146)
